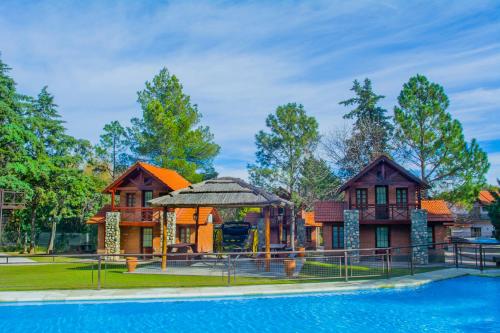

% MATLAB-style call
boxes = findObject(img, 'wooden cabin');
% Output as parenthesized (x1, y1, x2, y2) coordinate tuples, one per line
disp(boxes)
(314, 155, 454, 250)
(87, 162, 222, 254)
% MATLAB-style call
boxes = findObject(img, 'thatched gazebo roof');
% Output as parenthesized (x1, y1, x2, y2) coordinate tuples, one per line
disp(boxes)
(149, 177, 292, 208)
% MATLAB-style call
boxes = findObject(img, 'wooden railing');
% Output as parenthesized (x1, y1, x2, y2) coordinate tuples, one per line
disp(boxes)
(112, 207, 162, 223)
(350, 204, 418, 221)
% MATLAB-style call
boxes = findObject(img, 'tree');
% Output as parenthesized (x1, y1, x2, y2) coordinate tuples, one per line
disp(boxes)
(393, 75, 489, 205)
(297, 157, 341, 210)
(326, 79, 393, 178)
(127, 68, 220, 182)
(486, 182, 500, 240)
(248, 103, 320, 204)
(95, 121, 128, 180)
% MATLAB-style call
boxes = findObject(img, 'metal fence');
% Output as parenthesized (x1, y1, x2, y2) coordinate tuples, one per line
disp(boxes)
(0, 241, 498, 291)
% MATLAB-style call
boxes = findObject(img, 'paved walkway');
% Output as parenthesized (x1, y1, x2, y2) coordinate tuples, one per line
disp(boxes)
(0, 253, 35, 264)
(1, 268, 497, 303)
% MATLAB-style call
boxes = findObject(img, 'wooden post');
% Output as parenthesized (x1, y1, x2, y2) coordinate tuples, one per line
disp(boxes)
(194, 206, 200, 253)
(265, 206, 271, 272)
(161, 206, 168, 271)
(111, 190, 115, 211)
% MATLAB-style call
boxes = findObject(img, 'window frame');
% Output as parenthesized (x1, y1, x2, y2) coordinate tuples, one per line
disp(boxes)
(375, 226, 390, 248)
(142, 190, 153, 207)
(142, 227, 153, 248)
(356, 188, 368, 207)
(332, 225, 344, 249)
(427, 225, 435, 249)
(125, 193, 136, 207)
(396, 188, 408, 206)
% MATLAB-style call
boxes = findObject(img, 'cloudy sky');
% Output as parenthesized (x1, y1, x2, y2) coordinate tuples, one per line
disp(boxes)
(1, 0, 499, 183)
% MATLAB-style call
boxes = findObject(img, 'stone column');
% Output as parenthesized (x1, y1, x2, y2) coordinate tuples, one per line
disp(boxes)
(105, 212, 120, 257)
(257, 217, 265, 251)
(166, 209, 176, 245)
(411, 209, 428, 265)
(296, 218, 306, 248)
(343, 210, 360, 263)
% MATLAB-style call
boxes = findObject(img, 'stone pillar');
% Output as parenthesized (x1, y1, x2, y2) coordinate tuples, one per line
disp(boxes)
(257, 217, 265, 251)
(343, 210, 360, 263)
(411, 209, 428, 265)
(166, 209, 176, 245)
(296, 218, 306, 247)
(105, 212, 120, 256)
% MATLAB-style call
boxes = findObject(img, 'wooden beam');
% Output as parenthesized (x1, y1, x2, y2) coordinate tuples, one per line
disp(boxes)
(161, 206, 168, 271)
(111, 190, 115, 211)
(264, 206, 271, 272)
(194, 206, 200, 253)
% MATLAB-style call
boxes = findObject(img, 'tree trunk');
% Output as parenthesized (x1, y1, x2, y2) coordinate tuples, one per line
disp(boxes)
(47, 217, 57, 254)
(29, 206, 37, 254)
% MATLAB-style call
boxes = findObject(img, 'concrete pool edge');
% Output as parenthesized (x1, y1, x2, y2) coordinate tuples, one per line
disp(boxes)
(1, 268, 498, 303)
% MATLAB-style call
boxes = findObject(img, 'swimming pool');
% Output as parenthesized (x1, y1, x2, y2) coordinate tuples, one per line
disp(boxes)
(0, 276, 498, 333)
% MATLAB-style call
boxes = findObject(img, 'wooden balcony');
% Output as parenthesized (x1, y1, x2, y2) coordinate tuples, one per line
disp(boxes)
(112, 207, 162, 226)
(350, 204, 418, 223)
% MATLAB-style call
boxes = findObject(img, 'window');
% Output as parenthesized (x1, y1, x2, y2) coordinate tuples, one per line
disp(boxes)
(332, 225, 344, 249)
(375, 226, 389, 248)
(375, 186, 387, 205)
(306, 228, 313, 242)
(179, 227, 191, 243)
(318, 227, 324, 246)
(471, 227, 482, 238)
(427, 226, 434, 248)
(356, 189, 368, 206)
(396, 188, 408, 205)
(126, 193, 135, 207)
(142, 191, 153, 207)
(281, 224, 288, 242)
(142, 228, 153, 247)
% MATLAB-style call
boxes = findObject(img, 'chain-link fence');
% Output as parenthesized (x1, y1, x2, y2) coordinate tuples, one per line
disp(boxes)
(1, 241, 498, 291)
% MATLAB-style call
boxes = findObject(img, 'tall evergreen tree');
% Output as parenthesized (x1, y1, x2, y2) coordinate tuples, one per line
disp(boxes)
(298, 157, 341, 210)
(486, 182, 500, 240)
(127, 68, 220, 182)
(95, 120, 128, 180)
(394, 74, 489, 205)
(248, 103, 320, 204)
(334, 78, 393, 178)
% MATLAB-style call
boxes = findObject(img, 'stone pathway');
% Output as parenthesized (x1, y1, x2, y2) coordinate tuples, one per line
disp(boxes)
(1, 267, 496, 303)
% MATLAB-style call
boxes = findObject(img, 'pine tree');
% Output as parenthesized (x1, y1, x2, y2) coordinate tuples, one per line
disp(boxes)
(394, 74, 489, 205)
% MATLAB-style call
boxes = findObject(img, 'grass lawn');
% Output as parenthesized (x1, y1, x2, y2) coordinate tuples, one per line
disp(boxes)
(0, 260, 445, 291)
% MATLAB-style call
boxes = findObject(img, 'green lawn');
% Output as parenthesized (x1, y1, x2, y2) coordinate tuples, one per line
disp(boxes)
(0, 259, 445, 291)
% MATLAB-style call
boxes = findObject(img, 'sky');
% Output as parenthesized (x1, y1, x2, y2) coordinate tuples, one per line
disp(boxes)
(1, 0, 499, 183)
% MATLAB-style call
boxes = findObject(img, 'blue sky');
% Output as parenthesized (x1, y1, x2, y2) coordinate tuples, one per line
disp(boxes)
(1, 0, 499, 183)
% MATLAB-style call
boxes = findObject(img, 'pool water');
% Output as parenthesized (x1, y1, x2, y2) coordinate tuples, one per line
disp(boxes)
(0, 276, 498, 333)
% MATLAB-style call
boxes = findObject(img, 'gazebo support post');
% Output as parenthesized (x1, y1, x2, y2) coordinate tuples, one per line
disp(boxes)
(161, 206, 168, 271)
(290, 204, 295, 251)
(194, 206, 200, 252)
(264, 206, 271, 272)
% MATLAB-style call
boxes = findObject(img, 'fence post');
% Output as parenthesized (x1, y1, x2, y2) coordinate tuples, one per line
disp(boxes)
(344, 251, 348, 282)
(454, 242, 459, 269)
(227, 254, 231, 285)
(479, 244, 484, 272)
(97, 255, 102, 290)
(385, 249, 391, 279)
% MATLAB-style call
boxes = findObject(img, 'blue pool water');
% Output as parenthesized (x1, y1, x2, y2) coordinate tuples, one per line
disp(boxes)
(0, 276, 499, 333)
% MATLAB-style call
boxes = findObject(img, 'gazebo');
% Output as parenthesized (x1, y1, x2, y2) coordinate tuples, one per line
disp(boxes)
(149, 177, 294, 271)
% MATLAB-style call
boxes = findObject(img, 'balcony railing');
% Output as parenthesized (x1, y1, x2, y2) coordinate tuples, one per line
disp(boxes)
(350, 204, 418, 221)
(112, 207, 162, 224)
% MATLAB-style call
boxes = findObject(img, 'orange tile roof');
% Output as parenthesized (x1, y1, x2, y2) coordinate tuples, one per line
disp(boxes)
(103, 161, 191, 193)
(301, 211, 322, 227)
(479, 190, 496, 205)
(176, 207, 221, 225)
(86, 204, 111, 224)
(421, 199, 453, 221)
(137, 162, 191, 191)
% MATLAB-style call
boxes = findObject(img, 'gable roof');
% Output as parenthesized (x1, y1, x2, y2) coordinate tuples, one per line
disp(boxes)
(478, 190, 497, 205)
(103, 161, 191, 193)
(338, 155, 429, 192)
(421, 200, 453, 221)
